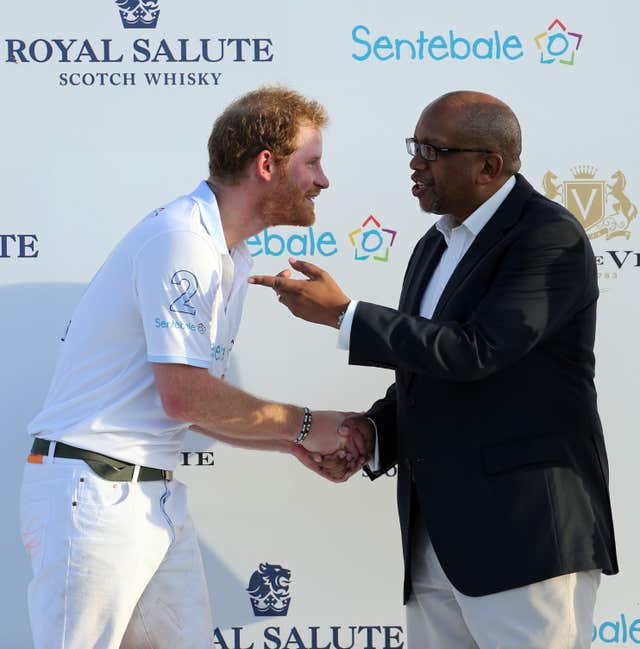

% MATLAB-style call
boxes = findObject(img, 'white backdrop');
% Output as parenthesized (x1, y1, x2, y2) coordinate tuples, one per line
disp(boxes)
(1, 1, 638, 647)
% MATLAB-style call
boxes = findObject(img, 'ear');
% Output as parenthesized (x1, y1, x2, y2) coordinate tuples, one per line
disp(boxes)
(477, 153, 504, 185)
(254, 150, 277, 182)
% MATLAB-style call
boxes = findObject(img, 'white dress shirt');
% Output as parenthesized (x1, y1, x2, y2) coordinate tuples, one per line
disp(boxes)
(337, 176, 516, 469)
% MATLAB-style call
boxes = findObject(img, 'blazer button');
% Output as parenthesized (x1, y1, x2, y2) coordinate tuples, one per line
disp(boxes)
(408, 396, 416, 407)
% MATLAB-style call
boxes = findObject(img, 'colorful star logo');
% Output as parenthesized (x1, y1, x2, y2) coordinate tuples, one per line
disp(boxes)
(534, 19, 583, 65)
(348, 215, 397, 262)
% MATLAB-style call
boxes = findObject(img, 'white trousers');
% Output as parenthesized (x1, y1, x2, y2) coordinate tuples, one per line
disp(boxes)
(20, 455, 213, 649)
(407, 514, 601, 649)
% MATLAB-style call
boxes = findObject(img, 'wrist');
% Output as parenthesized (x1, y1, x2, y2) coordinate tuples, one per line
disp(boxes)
(332, 300, 351, 329)
(293, 407, 312, 445)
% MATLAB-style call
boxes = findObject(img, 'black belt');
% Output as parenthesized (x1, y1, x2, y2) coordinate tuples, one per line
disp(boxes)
(30, 438, 173, 482)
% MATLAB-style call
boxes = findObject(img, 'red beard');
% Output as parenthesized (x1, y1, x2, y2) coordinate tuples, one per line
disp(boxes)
(259, 172, 316, 228)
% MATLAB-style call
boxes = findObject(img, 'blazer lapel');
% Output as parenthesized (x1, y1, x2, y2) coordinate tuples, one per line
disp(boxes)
(399, 229, 446, 394)
(399, 230, 446, 314)
(433, 175, 535, 319)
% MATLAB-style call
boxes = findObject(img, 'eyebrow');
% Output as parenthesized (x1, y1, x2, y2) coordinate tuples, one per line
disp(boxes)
(415, 136, 447, 148)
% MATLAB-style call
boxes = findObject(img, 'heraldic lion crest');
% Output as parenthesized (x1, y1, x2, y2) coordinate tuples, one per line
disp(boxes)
(543, 167, 637, 240)
(247, 562, 291, 617)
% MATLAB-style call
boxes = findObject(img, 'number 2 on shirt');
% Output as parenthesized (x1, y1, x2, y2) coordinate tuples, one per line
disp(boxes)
(169, 270, 199, 316)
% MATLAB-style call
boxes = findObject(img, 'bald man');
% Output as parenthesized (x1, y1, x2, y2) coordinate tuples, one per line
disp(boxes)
(250, 91, 618, 649)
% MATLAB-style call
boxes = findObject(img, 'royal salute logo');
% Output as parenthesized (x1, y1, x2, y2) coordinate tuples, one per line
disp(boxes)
(349, 215, 397, 262)
(212, 624, 405, 648)
(534, 19, 583, 65)
(115, 0, 160, 30)
(0, 234, 39, 258)
(247, 563, 292, 617)
(543, 166, 638, 240)
(2, 2, 274, 88)
(179, 451, 214, 466)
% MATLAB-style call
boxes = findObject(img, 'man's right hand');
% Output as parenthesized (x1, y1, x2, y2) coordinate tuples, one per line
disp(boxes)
(315, 413, 375, 482)
(300, 410, 347, 455)
(298, 411, 374, 482)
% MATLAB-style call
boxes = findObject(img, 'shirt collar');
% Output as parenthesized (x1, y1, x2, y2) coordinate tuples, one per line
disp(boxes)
(435, 175, 516, 243)
(189, 180, 252, 267)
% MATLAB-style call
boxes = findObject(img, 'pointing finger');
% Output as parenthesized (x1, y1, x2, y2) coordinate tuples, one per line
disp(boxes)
(248, 274, 279, 288)
(249, 275, 302, 295)
(249, 275, 296, 293)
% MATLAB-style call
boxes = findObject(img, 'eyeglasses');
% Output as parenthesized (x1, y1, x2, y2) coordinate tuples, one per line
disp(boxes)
(405, 137, 492, 161)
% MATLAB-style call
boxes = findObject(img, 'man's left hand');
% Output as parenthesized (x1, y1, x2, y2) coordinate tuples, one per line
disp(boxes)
(249, 258, 350, 328)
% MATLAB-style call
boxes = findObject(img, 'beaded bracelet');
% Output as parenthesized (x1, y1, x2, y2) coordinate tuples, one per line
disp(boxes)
(294, 407, 312, 444)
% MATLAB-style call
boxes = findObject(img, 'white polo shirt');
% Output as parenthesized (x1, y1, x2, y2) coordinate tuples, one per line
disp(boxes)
(28, 181, 253, 470)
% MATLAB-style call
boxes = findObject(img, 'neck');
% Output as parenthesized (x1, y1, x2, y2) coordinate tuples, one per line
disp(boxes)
(449, 176, 511, 226)
(207, 179, 265, 249)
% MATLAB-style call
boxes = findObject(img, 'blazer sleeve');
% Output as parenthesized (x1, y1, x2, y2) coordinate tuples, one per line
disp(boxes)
(364, 382, 399, 480)
(350, 215, 596, 382)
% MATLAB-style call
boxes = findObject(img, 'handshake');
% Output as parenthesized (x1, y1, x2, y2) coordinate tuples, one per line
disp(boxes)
(290, 411, 375, 482)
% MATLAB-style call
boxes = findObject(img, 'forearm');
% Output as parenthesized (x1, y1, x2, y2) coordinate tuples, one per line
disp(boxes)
(190, 424, 292, 452)
(154, 363, 302, 442)
(190, 423, 356, 483)
(351, 223, 591, 382)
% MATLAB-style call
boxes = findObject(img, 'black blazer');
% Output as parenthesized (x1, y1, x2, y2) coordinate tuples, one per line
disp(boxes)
(351, 175, 618, 601)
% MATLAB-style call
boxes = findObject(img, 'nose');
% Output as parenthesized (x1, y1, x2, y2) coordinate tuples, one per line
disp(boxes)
(316, 164, 330, 189)
(409, 154, 427, 171)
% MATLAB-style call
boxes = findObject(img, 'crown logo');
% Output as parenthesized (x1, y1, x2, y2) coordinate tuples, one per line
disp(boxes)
(115, 0, 160, 29)
(247, 563, 291, 617)
(571, 165, 597, 179)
